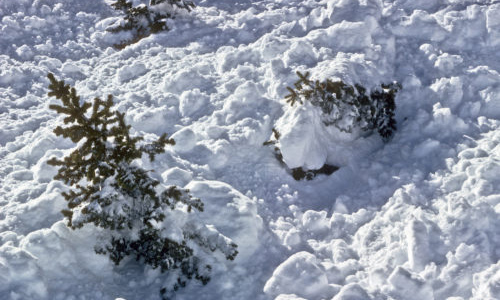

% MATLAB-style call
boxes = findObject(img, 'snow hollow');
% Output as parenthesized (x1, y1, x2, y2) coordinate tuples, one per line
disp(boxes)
(1, 0, 500, 299)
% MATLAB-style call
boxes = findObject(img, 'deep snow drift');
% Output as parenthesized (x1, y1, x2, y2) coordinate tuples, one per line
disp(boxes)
(1, 0, 500, 299)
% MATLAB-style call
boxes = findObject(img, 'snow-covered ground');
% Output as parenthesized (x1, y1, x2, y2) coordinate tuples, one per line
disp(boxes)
(1, 0, 500, 299)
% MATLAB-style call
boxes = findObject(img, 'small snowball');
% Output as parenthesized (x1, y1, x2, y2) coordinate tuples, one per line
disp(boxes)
(434, 53, 463, 74)
(0, 66, 25, 86)
(423, 103, 469, 138)
(34, 39, 54, 53)
(8, 169, 34, 181)
(179, 88, 210, 119)
(477, 160, 500, 186)
(0, 231, 19, 245)
(419, 43, 436, 57)
(171, 128, 197, 153)
(332, 283, 370, 300)
(388, 267, 433, 300)
(392, 10, 447, 41)
(218, 81, 270, 123)
(32, 149, 65, 183)
(430, 77, 463, 110)
(259, 36, 290, 61)
(218, 48, 260, 72)
(185, 180, 263, 260)
(479, 86, 500, 119)
(61, 62, 83, 76)
(161, 167, 193, 187)
(206, 139, 232, 169)
(283, 40, 318, 67)
(39, 5, 51, 15)
(283, 228, 301, 249)
(264, 251, 329, 299)
(25, 135, 57, 164)
(129, 105, 171, 134)
(117, 62, 148, 83)
(466, 66, 500, 90)
(15, 45, 33, 60)
(329, 239, 357, 263)
(312, 20, 374, 52)
(302, 210, 329, 233)
(163, 68, 213, 95)
(38, 57, 62, 70)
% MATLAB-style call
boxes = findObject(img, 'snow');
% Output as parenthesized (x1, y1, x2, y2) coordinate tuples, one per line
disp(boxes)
(263, 251, 330, 299)
(1, 0, 500, 299)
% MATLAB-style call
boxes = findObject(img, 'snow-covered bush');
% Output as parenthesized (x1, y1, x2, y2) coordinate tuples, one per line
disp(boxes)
(266, 71, 400, 179)
(46, 73, 237, 297)
(109, 0, 195, 48)
(285, 71, 399, 141)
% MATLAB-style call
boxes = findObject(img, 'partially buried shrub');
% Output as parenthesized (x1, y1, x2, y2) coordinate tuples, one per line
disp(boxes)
(109, 0, 195, 48)
(264, 128, 339, 180)
(285, 71, 400, 141)
(46, 73, 237, 297)
(265, 71, 400, 180)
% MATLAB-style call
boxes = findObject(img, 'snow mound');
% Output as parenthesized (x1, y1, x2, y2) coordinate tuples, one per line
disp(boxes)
(185, 180, 264, 261)
(264, 251, 330, 299)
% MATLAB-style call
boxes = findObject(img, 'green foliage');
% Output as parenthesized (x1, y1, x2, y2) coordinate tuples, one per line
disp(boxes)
(47, 73, 237, 297)
(285, 71, 400, 141)
(109, 0, 195, 48)
(264, 72, 400, 180)
(262, 127, 284, 169)
(47, 73, 174, 227)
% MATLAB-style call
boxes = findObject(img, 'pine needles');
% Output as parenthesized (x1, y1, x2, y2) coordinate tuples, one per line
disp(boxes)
(284, 71, 401, 141)
(47, 73, 237, 298)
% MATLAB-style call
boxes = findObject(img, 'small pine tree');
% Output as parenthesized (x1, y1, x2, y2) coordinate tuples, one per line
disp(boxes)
(109, 0, 195, 48)
(46, 73, 237, 297)
(285, 71, 400, 141)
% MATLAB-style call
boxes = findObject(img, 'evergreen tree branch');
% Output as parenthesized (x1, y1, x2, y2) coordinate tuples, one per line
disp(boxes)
(46, 73, 238, 296)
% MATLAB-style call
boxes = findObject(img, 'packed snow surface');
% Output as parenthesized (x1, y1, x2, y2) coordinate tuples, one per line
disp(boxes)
(1, 0, 500, 299)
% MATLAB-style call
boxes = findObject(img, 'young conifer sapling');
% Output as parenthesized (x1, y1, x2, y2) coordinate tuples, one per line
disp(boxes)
(46, 73, 237, 297)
